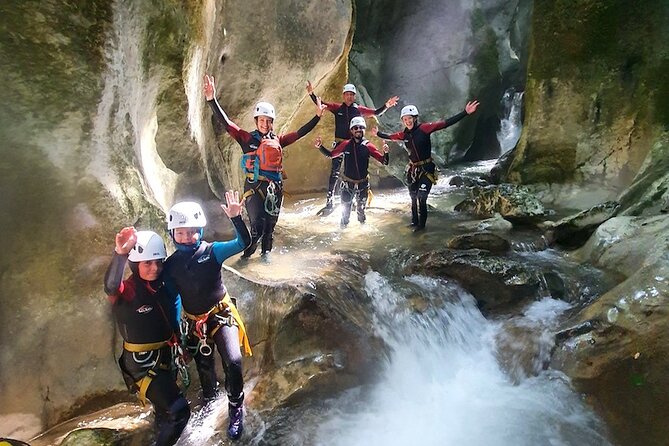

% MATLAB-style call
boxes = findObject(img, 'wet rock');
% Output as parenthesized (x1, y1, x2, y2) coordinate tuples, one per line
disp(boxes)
(541, 201, 620, 248)
(551, 254, 669, 446)
(456, 213, 514, 233)
(59, 428, 134, 446)
(449, 175, 489, 188)
(571, 214, 669, 277)
(408, 249, 540, 312)
(220, 257, 385, 413)
(454, 184, 546, 224)
(488, 147, 516, 184)
(447, 232, 511, 254)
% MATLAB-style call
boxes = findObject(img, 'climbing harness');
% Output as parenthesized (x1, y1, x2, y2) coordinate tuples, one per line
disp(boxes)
(183, 294, 253, 357)
(265, 181, 280, 216)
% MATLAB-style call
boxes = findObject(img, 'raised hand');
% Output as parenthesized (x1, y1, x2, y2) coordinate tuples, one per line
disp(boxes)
(204, 74, 216, 101)
(115, 226, 137, 255)
(465, 100, 480, 115)
(314, 136, 322, 148)
(306, 80, 314, 95)
(385, 95, 400, 108)
(221, 190, 245, 218)
(315, 96, 327, 117)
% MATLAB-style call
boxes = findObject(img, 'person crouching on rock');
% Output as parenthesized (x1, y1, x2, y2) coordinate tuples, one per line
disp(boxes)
(204, 74, 326, 258)
(104, 228, 190, 446)
(314, 116, 389, 228)
(163, 192, 253, 441)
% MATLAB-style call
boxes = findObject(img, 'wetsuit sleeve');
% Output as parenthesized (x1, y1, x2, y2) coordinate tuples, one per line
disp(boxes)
(368, 142, 389, 165)
(207, 98, 253, 147)
(421, 111, 469, 134)
(329, 140, 348, 158)
(317, 144, 333, 157)
(309, 93, 339, 113)
(358, 105, 387, 117)
(104, 252, 128, 296)
(377, 130, 404, 140)
(279, 115, 321, 147)
(212, 216, 251, 263)
(167, 290, 182, 333)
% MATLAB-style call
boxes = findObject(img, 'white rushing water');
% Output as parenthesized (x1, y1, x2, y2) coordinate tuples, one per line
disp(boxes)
(497, 88, 524, 154)
(315, 272, 610, 446)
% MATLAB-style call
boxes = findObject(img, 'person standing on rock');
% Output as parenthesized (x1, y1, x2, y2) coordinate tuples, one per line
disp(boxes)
(163, 192, 253, 441)
(306, 80, 399, 215)
(204, 74, 326, 258)
(372, 101, 480, 231)
(104, 228, 190, 446)
(314, 116, 389, 227)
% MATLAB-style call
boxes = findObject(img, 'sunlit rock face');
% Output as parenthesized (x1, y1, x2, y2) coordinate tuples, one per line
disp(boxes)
(506, 0, 669, 190)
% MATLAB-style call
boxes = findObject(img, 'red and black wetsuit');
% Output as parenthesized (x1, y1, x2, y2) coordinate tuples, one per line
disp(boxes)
(310, 93, 387, 204)
(104, 254, 189, 446)
(208, 98, 320, 256)
(319, 138, 389, 225)
(378, 111, 468, 229)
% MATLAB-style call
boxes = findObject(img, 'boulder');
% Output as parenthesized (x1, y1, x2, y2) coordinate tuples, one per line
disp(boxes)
(454, 184, 546, 223)
(407, 249, 540, 312)
(447, 232, 511, 253)
(551, 254, 669, 446)
(541, 201, 620, 248)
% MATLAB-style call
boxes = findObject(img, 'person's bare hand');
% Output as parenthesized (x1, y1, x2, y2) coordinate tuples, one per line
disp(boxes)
(306, 80, 314, 95)
(465, 100, 480, 115)
(385, 96, 400, 108)
(115, 226, 137, 255)
(221, 190, 245, 218)
(204, 74, 216, 101)
(315, 96, 327, 117)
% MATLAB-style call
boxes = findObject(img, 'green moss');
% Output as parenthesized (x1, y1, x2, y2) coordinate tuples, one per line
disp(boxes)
(0, 0, 112, 129)
(141, 0, 196, 74)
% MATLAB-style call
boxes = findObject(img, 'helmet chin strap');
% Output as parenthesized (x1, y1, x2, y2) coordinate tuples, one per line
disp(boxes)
(170, 228, 203, 251)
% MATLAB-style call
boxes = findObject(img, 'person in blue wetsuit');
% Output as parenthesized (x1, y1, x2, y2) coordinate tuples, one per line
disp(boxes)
(163, 191, 253, 441)
(372, 101, 480, 231)
(104, 229, 190, 446)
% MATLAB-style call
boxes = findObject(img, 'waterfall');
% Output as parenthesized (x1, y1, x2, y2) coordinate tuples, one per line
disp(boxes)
(316, 271, 610, 446)
(88, 0, 177, 212)
(497, 89, 524, 155)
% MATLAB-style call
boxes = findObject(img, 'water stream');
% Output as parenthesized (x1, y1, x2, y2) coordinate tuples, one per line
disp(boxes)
(30, 163, 616, 445)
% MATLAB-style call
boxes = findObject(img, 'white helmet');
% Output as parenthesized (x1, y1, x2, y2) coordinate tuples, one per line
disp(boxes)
(253, 101, 276, 119)
(128, 231, 167, 262)
(400, 105, 419, 118)
(342, 84, 357, 94)
(349, 116, 366, 129)
(167, 201, 207, 230)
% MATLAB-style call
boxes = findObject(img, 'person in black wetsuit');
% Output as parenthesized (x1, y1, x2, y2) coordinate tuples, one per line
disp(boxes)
(204, 74, 326, 258)
(314, 116, 389, 227)
(104, 229, 190, 446)
(306, 80, 398, 215)
(163, 191, 253, 441)
(373, 101, 480, 231)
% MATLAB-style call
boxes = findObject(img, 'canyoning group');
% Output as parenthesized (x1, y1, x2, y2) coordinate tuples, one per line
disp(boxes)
(103, 73, 479, 445)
